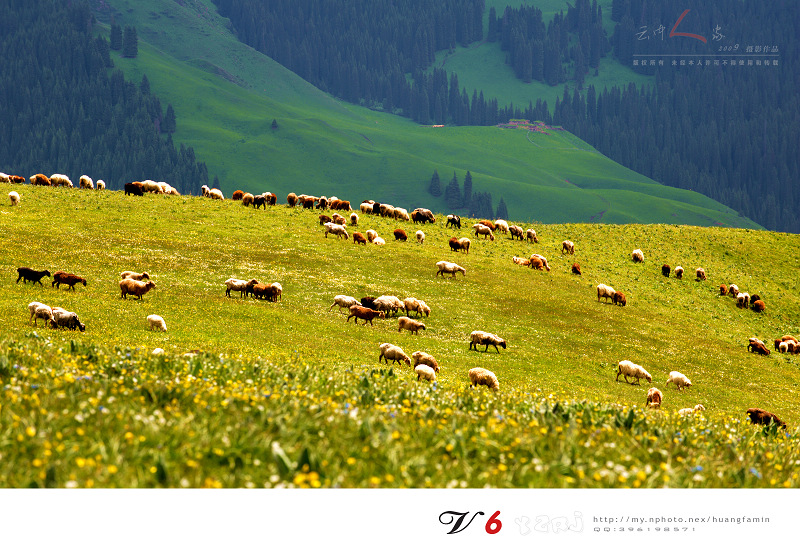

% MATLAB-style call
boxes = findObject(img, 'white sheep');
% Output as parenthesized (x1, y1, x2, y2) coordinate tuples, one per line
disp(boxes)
(9, 191, 20, 206)
(271, 282, 283, 301)
(33, 305, 54, 327)
(632, 248, 644, 263)
(736, 292, 750, 308)
(393, 207, 410, 221)
(597, 283, 617, 303)
(468, 367, 499, 391)
(365, 229, 378, 242)
(201, 185, 210, 197)
(436, 261, 466, 278)
(28, 302, 50, 325)
(398, 316, 426, 335)
(494, 219, 509, 234)
(473, 223, 495, 241)
(411, 351, 439, 372)
(360, 202, 373, 213)
(350, 212, 359, 226)
(209, 188, 225, 200)
(139, 180, 161, 193)
(373, 295, 405, 316)
(79, 175, 94, 189)
(147, 314, 167, 332)
(323, 222, 349, 240)
(49, 173, 73, 188)
(665, 371, 692, 391)
(416, 230, 425, 244)
(512, 256, 530, 266)
(728, 284, 740, 297)
(415, 364, 436, 382)
(616, 360, 652, 385)
(96, 180, 106, 190)
(372, 237, 386, 245)
(402, 297, 430, 317)
(151, 347, 165, 356)
(561, 240, 575, 255)
(329, 294, 359, 312)
(526, 229, 538, 243)
(121, 271, 151, 281)
(674, 266, 684, 279)
(469, 330, 507, 352)
(224, 278, 257, 298)
(0, 172, 9, 183)
(378, 343, 411, 366)
(678, 404, 705, 416)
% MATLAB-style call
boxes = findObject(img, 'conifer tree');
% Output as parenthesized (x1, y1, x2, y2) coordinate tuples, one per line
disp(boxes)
(462, 171, 473, 207)
(110, 22, 122, 51)
(162, 104, 176, 134)
(428, 169, 442, 197)
(495, 197, 509, 220)
(445, 172, 462, 209)
(122, 26, 138, 58)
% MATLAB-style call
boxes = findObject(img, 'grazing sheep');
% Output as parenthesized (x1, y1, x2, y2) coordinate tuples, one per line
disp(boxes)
(473, 223, 495, 241)
(696, 268, 707, 281)
(264, 192, 277, 206)
(747, 337, 770, 356)
(469, 330, 507, 353)
(398, 316, 426, 335)
(448, 237, 470, 254)
(530, 253, 551, 271)
(526, 229, 539, 243)
(49, 174, 73, 188)
(347, 305, 385, 325)
(508, 225, 524, 240)
(331, 199, 352, 212)
(360, 201, 374, 214)
(403, 297, 430, 317)
(147, 314, 167, 331)
(365, 229, 378, 242)
(242, 193, 255, 207)
(571, 263, 582, 275)
(415, 230, 425, 244)
(512, 256, 531, 267)
(597, 284, 616, 303)
(287, 192, 298, 207)
(378, 343, 411, 366)
(96, 180, 106, 190)
(270, 282, 282, 301)
(612, 291, 627, 306)
(736, 292, 751, 309)
(616, 360, 652, 385)
(232, 190, 244, 201)
(350, 212, 359, 226)
(30, 174, 51, 186)
(529, 256, 546, 271)
(51, 271, 86, 290)
(415, 364, 436, 382)
(446, 215, 461, 229)
(319, 214, 332, 225)
(352, 232, 367, 245)
(632, 249, 644, 263)
(476, 219, 496, 230)
(562, 240, 575, 255)
(201, 185, 210, 197)
(124, 182, 144, 196)
(33, 305, 53, 327)
(79, 175, 94, 189)
(373, 295, 404, 316)
(0, 172, 9, 183)
(372, 237, 386, 245)
(121, 271, 150, 281)
(393, 207, 410, 221)
(752, 300, 766, 313)
(331, 213, 347, 226)
(251, 282, 280, 302)
(468, 367, 499, 391)
(9, 191, 20, 206)
(666, 371, 692, 391)
(50, 309, 86, 331)
(674, 266, 684, 279)
(8, 175, 25, 183)
(16, 267, 51, 286)
(678, 404, 705, 417)
(436, 261, 466, 278)
(728, 284, 740, 297)
(209, 188, 224, 200)
(119, 279, 156, 300)
(379, 203, 394, 217)
(28, 302, 50, 325)
(746, 408, 786, 429)
(317, 196, 328, 210)
(225, 278, 258, 298)
(360, 296, 377, 310)
(323, 222, 349, 240)
(750, 294, 761, 304)
(329, 295, 359, 313)
(411, 208, 435, 224)
(646, 387, 663, 409)
(494, 219, 510, 234)
(393, 229, 408, 241)
(719, 284, 728, 295)
(662, 264, 671, 278)
(411, 351, 439, 372)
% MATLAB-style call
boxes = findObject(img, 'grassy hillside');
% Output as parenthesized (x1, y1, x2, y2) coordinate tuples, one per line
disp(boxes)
(91, 0, 758, 230)
(0, 187, 797, 487)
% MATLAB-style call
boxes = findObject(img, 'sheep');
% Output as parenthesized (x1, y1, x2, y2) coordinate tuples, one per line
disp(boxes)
(271, 282, 283, 301)
(403, 297, 430, 317)
(264, 192, 277, 206)
(666, 371, 692, 391)
(28, 302, 50, 325)
(616, 360, 652, 385)
(526, 229, 538, 243)
(393, 207, 410, 221)
(225, 278, 258, 298)
(468, 367, 499, 391)
(597, 283, 616, 303)
(49, 174, 73, 188)
(252, 282, 280, 302)
(201, 185, 210, 197)
(411, 208, 435, 223)
(747, 337, 770, 356)
(473, 223, 495, 241)
(446, 215, 461, 229)
(360, 296, 377, 310)
(373, 295, 404, 316)
(161, 183, 180, 195)
(562, 240, 575, 255)
(79, 175, 94, 189)
(415, 364, 436, 382)
(646, 387, 663, 409)
(8, 175, 24, 183)
(508, 225, 524, 240)
(612, 291, 627, 306)
(411, 351, 439, 372)
(476, 219, 496, 230)
(678, 404, 705, 417)
(347, 305, 385, 325)
(51, 271, 86, 290)
(696, 267, 707, 281)
(736, 292, 750, 309)
(512, 256, 531, 267)
(152, 348, 165, 356)
(365, 229, 378, 242)
(674, 266, 684, 279)
(393, 229, 408, 241)
(436, 261, 466, 278)
(728, 284, 739, 297)
(746, 408, 786, 429)
(529, 256, 545, 271)
(119, 279, 156, 300)
(448, 237, 470, 253)
(662, 264, 671, 278)
(719, 284, 728, 295)
(33, 305, 53, 327)
(7, 190, 21, 208)
(494, 219, 509, 234)
(571, 263, 582, 275)
(352, 232, 367, 245)
(287, 192, 298, 207)
(350, 213, 359, 226)
(139, 180, 161, 193)
(124, 182, 144, 196)
(631, 249, 644, 263)
(778, 341, 797, 354)
(750, 294, 761, 304)
(316, 197, 328, 210)
(30, 174, 51, 186)
(415, 230, 425, 244)
(469, 330, 507, 353)
(331, 213, 347, 226)
(16, 267, 51, 286)
(372, 237, 386, 245)
(147, 314, 167, 332)
(0, 172, 8, 183)
(323, 222, 349, 240)
(360, 202, 374, 214)
(50, 309, 86, 332)
(96, 180, 106, 190)
(398, 316, 426, 335)
(329, 295, 359, 313)
(752, 300, 766, 313)
(121, 271, 150, 281)
(232, 190, 244, 201)
(319, 215, 332, 226)
(378, 343, 411, 366)
(379, 203, 395, 217)
(242, 193, 255, 207)
(209, 188, 224, 200)
(331, 199, 352, 212)
(530, 253, 551, 271)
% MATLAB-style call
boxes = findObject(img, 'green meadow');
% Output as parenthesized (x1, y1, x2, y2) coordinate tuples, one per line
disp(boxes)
(0, 186, 797, 487)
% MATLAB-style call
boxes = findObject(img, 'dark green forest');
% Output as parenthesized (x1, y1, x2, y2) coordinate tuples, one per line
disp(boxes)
(0, 0, 208, 194)
(215, 0, 799, 232)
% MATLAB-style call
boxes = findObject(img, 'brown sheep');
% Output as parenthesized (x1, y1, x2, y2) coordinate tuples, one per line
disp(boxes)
(613, 291, 627, 306)
(252, 283, 280, 302)
(571, 263, 582, 275)
(632, 249, 644, 263)
(393, 229, 408, 241)
(119, 279, 156, 300)
(30, 174, 51, 186)
(232, 190, 244, 201)
(9, 175, 25, 183)
(752, 300, 766, 313)
(265, 192, 277, 205)
(529, 256, 545, 271)
(412, 351, 439, 372)
(746, 408, 786, 429)
(302, 197, 316, 209)
(242, 193, 255, 207)
(662, 264, 671, 277)
(124, 182, 144, 196)
(51, 271, 86, 290)
(287, 192, 298, 207)
(719, 284, 728, 296)
(331, 199, 352, 211)
(509, 225, 524, 240)
(347, 305, 385, 325)
(319, 215, 332, 225)
(675, 267, 684, 279)
(747, 337, 770, 356)
(398, 316, 426, 335)
(353, 232, 367, 245)
(477, 219, 496, 230)
(448, 237, 470, 254)
(696, 268, 707, 281)
(646, 387, 663, 409)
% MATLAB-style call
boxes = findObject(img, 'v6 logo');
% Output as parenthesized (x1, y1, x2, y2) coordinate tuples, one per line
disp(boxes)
(439, 511, 502, 534)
